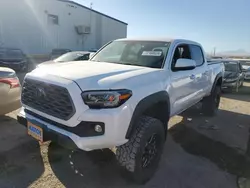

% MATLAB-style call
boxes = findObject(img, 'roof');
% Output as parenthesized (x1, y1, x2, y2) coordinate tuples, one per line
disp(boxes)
(57, 0, 128, 25)
(0, 67, 15, 73)
(115, 37, 174, 42)
(115, 38, 202, 46)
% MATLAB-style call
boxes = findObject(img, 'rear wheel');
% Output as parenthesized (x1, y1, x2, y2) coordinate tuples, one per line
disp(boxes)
(202, 85, 221, 116)
(116, 116, 165, 184)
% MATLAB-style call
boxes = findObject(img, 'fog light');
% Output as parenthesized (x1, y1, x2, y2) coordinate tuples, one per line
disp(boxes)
(94, 125, 102, 133)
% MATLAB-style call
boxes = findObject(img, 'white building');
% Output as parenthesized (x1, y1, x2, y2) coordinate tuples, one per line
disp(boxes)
(0, 0, 127, 54)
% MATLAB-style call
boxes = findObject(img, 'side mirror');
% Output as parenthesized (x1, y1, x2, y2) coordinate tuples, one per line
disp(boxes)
(174, 58, 196, 71)
(89, 52, 95, 59)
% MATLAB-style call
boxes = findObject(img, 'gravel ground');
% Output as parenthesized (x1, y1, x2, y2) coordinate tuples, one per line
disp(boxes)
(0, 78, 249, 188)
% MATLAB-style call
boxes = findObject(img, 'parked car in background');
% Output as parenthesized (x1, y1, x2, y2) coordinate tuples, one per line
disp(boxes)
(50, 48, 71, 60)
(89, 49, 98, 52)
(243, 66, 250, 80)
(37, 51, 91, 68)
(221, 60, 244, 91)
(237, 59, 250, 80)
(0, 67, 21, 115)
(0, 48, 29, 72)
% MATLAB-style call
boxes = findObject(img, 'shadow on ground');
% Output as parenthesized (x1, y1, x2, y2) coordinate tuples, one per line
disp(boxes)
(171, 109, 250, 177)
(0, 115, 44, 188)
(47, 108, 250, 188)
(222, 84, 250, 102)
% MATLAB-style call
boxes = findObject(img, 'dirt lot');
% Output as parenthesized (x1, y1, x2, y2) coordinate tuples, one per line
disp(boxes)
(0, 76, 250, 188)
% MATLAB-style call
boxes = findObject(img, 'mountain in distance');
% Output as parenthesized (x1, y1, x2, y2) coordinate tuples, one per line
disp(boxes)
(216, 49, 249, 57)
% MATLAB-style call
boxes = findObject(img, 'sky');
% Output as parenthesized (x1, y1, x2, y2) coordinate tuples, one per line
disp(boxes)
(75, 0, 250, 53)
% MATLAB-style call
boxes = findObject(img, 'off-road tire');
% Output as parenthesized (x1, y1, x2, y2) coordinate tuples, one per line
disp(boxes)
(116, 116, 165, 184)
(202, 85, 221, 116)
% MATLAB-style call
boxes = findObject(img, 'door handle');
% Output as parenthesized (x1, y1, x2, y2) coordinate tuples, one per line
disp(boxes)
(190, 74, 196, 80)
(204, 71, 209, 75)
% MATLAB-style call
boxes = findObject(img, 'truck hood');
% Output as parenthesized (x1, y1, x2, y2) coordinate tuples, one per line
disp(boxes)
(33, 61, 162, 89)
(38, 60, 55, 66)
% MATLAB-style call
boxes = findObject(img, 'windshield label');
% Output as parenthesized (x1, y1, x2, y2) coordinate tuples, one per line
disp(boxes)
(142, 51, 162, 56)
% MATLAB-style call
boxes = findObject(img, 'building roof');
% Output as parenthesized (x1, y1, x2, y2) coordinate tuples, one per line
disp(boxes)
(58, 0, 128, 25)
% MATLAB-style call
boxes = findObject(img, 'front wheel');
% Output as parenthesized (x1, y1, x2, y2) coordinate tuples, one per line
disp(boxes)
(116, 116, 165, 184)
(202, 85, 221, 116)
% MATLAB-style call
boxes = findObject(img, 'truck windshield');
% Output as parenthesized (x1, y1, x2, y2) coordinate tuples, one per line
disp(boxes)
(91, 41, 170, 68)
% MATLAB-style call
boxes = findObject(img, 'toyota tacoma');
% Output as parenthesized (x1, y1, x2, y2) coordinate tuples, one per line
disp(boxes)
(18, 38, 224, 183)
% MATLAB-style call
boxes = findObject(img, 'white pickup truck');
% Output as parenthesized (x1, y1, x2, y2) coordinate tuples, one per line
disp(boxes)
(18, 38, 224, 184)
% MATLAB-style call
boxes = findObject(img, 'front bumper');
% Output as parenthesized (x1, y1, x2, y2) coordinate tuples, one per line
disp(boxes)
(17, 107, 129, 151)
(17, 113, 78, 150)
(245, 74, 250, 80)
(222, 80, 237, 88)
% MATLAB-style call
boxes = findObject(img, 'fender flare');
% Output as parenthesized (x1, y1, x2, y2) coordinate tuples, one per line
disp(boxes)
(211, 72, 223, 93)
(125, 91, 170, 139)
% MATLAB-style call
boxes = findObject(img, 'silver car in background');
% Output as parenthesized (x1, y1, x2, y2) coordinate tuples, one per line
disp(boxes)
(37, 51, 91, 68)
(0, 67, 21, 115)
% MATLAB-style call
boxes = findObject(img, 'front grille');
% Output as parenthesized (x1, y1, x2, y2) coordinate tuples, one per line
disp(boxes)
(21, 78, 75, 120)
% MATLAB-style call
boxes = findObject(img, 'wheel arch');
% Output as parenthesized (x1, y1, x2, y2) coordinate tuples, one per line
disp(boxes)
(125, 91, 170, 139)
(211, 73, 223, 93)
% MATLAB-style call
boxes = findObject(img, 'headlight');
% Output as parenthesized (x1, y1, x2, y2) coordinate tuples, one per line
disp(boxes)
(82, 89, 132, 109)
(225, 77, 237, 82)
